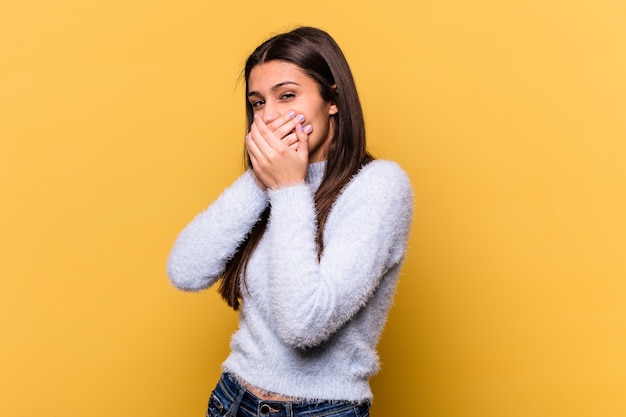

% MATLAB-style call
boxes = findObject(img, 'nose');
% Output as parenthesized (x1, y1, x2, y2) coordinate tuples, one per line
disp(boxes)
(261, 101, 279, 124)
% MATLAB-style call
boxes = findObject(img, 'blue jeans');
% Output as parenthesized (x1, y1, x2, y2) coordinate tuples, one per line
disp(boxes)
(206, 373, 370, 417)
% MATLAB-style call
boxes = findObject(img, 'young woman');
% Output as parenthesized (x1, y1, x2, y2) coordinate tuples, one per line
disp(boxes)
(167, 26, 413, 417)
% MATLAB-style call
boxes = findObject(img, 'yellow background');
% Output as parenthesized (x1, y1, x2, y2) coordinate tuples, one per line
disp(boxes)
(1, 0, 625, 416)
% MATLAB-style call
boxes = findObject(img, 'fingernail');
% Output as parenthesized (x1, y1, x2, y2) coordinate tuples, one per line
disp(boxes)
(303, 124, 312, 133)
(297, 114, 305, 122)
(288, 111, 296, 118)
(254, 114, 258, 119)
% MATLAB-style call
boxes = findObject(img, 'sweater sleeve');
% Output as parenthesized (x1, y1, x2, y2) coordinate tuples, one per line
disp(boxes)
(167, 170, 269, 291)
(265, 161, 413, 349)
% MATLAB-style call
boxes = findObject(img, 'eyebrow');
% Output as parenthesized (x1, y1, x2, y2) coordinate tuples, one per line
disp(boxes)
(247, 80, 301, 97)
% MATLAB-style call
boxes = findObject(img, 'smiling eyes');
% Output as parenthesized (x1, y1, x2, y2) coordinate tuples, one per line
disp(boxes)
(250, 92, 296, 108)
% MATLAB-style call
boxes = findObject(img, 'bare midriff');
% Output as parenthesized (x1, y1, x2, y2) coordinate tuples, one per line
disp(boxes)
(242, 380, 301, 401)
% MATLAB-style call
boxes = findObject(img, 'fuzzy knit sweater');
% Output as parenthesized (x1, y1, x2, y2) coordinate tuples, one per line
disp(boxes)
(167, 160, 413, 402)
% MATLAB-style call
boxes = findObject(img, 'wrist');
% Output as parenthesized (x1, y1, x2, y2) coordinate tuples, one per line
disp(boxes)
(269, 178, 305, 191)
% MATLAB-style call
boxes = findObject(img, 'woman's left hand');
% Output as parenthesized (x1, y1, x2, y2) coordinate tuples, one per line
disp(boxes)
(246, 115, 309, 190)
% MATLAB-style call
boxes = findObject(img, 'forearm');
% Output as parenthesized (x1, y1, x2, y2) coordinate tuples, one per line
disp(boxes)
(167, 170, 269, 291)
(265, 162, 414, 348)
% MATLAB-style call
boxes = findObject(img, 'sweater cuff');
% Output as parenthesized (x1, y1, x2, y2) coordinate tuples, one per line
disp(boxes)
(239, 170, 270, 209)
(267, 183, 311, 209)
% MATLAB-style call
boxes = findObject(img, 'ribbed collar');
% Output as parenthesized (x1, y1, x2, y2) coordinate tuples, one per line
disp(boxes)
(306, 161, 326, 193)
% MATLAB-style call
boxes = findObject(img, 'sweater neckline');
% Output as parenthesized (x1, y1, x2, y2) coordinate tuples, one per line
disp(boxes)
(306, 161, 326, 192)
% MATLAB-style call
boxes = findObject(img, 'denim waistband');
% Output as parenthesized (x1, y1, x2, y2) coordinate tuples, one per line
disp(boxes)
(208, 372, 369, 417)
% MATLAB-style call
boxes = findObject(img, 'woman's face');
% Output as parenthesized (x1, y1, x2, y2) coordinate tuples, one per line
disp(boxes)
(247, 60, 338, 162)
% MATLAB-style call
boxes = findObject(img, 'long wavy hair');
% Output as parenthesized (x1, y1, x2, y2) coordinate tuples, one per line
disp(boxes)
(218, 27, 373, 310)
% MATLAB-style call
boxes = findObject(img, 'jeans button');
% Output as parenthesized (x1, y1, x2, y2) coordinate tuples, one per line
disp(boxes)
(260, 404, 271, 414)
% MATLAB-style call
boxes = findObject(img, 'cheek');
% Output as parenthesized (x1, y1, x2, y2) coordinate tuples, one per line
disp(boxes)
(310, 118, 333, 144)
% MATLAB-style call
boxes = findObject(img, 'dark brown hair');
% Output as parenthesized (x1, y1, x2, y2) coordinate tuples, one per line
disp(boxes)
(219, 26, 373, 310)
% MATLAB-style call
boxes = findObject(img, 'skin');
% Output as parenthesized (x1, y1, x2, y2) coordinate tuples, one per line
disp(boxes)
(245, 60, 338, 190)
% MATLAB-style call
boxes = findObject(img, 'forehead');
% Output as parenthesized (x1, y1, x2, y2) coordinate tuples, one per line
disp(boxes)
(247, 60, 314, 92)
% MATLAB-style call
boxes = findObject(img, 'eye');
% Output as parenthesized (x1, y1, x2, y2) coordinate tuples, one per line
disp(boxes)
(251, 99, 265, 108)
(279, 92, 295, 100)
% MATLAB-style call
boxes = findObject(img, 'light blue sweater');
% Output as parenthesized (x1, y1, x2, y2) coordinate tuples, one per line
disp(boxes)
(167, 160, 413, 402)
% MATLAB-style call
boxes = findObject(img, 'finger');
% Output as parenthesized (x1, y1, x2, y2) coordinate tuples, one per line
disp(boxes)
(248, 119, 273, 159)
(253, 115, 287, 153)
(295, 123, 310, 159)
(266, 110, 297, 132)
(274, 113, 306, 140)
(245, 131, 262, 164)
(282, 132, 297, 147)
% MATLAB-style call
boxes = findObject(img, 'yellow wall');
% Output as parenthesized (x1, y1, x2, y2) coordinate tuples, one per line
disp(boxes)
(1, 0, 625, 415)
